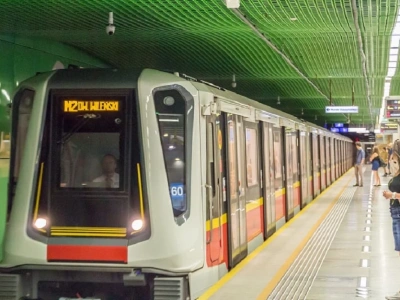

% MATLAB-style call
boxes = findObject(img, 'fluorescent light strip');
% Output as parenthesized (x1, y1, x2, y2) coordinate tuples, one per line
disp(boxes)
(360, 259, 370, 268)
(362, 246, 370, 252)
(358, 276, 368, 288)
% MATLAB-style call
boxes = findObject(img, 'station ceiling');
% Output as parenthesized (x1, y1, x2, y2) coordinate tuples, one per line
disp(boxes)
(1, 0, 399, 127)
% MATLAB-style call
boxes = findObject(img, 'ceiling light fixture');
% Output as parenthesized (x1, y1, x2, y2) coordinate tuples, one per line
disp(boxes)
(225, 0, 240, 8)
(232, 74, 237, 88)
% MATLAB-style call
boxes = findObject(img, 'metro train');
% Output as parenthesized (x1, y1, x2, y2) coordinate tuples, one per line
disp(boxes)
(0, 69, 352, 300)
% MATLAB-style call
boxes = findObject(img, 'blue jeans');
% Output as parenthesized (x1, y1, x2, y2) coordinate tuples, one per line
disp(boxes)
(390, 206, 400, 251)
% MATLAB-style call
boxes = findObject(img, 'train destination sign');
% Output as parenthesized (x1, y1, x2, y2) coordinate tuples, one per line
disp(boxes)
(325, 106, 359, 113)
(63, 100, 119, 112)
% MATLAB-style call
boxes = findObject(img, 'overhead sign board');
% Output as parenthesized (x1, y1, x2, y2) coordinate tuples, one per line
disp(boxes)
(380, 122, 398, 133)
(325, 106, 359, 113)
(385, 98, 400, 118)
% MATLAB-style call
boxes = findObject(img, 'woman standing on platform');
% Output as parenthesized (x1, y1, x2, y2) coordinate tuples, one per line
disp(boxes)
(383, 151, 400, 300)
(369, 146, 381, 186)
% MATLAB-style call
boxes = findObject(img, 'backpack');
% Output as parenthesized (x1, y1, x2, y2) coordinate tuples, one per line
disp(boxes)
(379, 156, 387, 168)
(378, 146, 388, 167)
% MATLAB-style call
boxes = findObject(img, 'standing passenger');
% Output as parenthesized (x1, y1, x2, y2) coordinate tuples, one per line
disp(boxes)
(382, 152, 400, 299)
(370, 146, 381, 186)
(354, 142, 365, 187)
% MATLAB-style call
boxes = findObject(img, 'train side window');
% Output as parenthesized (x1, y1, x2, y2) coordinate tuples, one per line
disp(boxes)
(245, 127, 258, 187)
(8, 89, 35, 215)
(153, 87, 194, 222)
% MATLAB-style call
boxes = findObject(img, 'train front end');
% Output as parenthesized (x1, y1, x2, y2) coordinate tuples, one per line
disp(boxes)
(0, 69, 203, 299)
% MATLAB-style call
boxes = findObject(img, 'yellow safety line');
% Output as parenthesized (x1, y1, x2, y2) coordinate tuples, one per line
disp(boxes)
(137, 163, 145, 219)
(33, 162, 44, 221)
(198, 168, 353, 300)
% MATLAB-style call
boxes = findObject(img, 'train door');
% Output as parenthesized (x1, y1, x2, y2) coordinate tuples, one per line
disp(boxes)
(320, 136, 326, 191)
(312, 133, 321, 197)
(336, 140, 340, 178)
(293, 130, 301, 214)
(244, 121, 262, 243)
(332, 139, 336, 180)
(273, 126, 285, 229)
(331, 138, 335, 181)
(205, 115, 224, 266)
(262, 122, 276, 238)
(309, 132, 315, 198)
(299, 130, 308, 208)
(226, 114, 247, 268)
(284, 127, 294, 220)
(340, 141, 343, 175)
(326, 137, 331, 186)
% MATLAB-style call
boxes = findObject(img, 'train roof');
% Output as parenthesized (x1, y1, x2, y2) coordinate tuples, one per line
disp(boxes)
(19, 68, 351, 142)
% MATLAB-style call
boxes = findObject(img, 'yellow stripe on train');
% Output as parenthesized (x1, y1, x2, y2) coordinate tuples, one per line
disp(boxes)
(206, 197, 263, 231)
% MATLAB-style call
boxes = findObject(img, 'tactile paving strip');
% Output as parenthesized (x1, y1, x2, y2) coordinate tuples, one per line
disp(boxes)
(267, 187, 357, 300)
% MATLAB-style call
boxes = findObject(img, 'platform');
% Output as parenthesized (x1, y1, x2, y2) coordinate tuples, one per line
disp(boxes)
(200, 166, 398, 300)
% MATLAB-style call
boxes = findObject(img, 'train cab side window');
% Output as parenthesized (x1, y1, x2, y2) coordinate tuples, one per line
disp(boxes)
(8, 89, 35, 214)
(153, 87, 193, 220)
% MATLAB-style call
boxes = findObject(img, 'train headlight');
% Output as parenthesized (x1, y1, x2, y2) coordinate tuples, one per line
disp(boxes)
(34, 218, 47, 229)
(131, 219, 143, 231)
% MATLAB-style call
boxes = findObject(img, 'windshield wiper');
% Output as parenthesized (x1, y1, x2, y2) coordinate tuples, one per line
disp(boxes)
(57, 113, 100, 145)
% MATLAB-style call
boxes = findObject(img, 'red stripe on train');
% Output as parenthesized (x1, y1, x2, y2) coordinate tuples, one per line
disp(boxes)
(47, 245, 127, 263)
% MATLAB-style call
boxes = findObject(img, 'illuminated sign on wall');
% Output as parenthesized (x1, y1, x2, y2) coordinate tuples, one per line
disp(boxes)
(330, 127, 348, 133)
(325, 106, 359, 113)
(380, 122, 398, 133)
(63, 100, 119, 112)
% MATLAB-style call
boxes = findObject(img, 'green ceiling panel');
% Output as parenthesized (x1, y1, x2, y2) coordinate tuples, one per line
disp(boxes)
(0, 0, 399, 126)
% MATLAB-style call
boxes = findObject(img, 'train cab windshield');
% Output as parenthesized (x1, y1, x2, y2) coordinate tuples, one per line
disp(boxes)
(58, 99, 124, 189)
(29, 90, 142, 234)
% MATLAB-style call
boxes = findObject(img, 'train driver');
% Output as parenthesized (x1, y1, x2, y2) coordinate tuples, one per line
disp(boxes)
(92, 154, 120, 188)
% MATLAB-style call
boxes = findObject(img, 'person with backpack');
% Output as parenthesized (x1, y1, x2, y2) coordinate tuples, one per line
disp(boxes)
(382, 147, 390, 177)
(369, 146, 381, 186)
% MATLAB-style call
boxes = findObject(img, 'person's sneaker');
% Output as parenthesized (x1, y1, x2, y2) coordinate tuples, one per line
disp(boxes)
(353, 184, 359, 186)
(386, 291, 400, 299)
(360, 184, 363, 187)
(384, 174, 388, 177)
